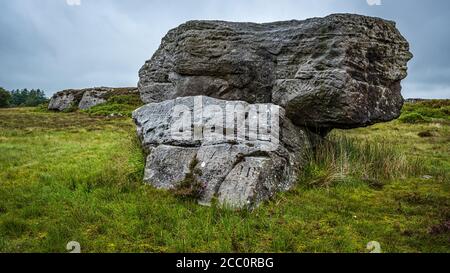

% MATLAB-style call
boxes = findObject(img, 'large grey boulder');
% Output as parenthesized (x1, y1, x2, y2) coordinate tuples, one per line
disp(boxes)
(48, 89, 85, 111)
(133, 96, 314, 208)
(138, 14, 412, 130)
(48, 87, 138, 111)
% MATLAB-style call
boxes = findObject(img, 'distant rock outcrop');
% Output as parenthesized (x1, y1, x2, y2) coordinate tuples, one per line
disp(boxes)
(134, 14, 413, 208)
(48, 89, 86, 112)
(48, 87, 138, 111)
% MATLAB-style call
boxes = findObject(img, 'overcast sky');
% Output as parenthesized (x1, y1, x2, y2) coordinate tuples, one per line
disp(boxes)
(0, 0, 449, 98)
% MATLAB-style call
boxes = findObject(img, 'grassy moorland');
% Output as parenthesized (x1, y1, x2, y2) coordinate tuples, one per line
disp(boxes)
(0, 101, 448, 253)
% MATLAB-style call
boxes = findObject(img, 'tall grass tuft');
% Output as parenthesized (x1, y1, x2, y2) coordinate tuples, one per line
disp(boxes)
(300, 132, 425, 189)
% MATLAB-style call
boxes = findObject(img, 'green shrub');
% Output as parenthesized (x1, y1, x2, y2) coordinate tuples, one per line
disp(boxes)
(398, 113, 427, 124)
(414, 107, 449, 120)
(34, 102, 50, 112)
(401, 100, 450, 123)
(108, 95, 142, 106)
(82, 95, 142, 117)
(83, 103, 137, 117)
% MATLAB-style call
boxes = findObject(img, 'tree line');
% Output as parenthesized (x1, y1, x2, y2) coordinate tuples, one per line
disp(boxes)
(0, 87, 48, 108)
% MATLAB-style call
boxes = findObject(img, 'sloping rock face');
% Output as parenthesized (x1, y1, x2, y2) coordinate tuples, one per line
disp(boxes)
(48, 87, 138, 111)
(133, 96, 314, 208)
(48, 89, 85, 111)
(78, 90, 109, 110)
(138, 13, 412, 130)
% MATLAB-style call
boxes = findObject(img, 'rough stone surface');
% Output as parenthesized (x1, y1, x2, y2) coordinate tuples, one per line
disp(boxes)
(48, 89, 85, 111)
(133, 96, 313, 208)
(48, 87, 138, 111)
(78, 90, 108, 110)
(133, 14, 413, 209)
(138, 13, 412, 130)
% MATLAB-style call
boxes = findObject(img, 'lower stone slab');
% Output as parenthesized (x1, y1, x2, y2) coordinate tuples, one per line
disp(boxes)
(134, 96, 313, 209)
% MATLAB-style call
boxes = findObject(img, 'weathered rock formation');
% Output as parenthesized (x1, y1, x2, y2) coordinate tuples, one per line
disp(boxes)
(138, 13, 412, 130)
(48, 89, 86, 112)
(48, 87, 138, 111)
(134, 14, 412, 208)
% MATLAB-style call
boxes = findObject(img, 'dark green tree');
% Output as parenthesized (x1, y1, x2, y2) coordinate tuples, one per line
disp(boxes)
(9, 88, 48, 107)
(0, 87, 12, 108)
(24, 89, 48, 106)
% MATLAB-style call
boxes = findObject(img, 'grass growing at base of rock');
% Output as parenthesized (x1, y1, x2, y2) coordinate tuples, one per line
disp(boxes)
(62, 102, 79, 113)
(34, 103, 50, 113)
(0, 105, 448, 253)
(301, 133, 424, 189)
(172, 158, 206, 201)
(398, 112, 428, 124)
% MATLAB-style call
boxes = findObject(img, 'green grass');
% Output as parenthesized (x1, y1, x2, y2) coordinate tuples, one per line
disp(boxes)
(82, 103, 138, 117)
(0, 106, 449, 253)
(82, 94, 143, 117)
(399, 100, 450, 123)
(399, 112, 428, 124)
